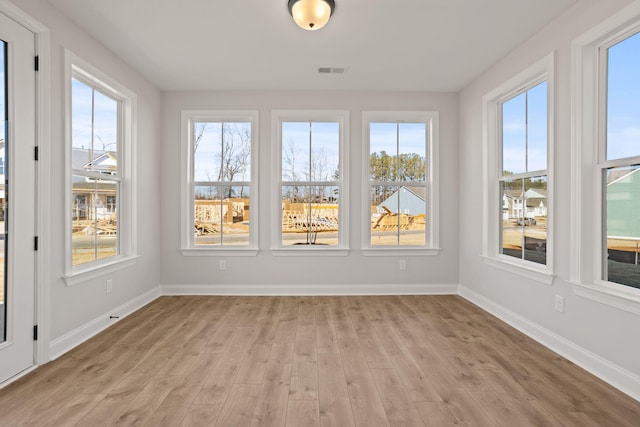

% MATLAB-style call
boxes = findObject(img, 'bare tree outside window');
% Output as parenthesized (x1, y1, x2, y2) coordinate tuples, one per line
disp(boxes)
(193, 121, 252, 246)
(280, 121, 340, 246)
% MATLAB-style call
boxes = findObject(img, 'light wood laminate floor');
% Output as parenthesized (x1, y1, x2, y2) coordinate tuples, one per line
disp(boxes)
(0, 295, 638, 426)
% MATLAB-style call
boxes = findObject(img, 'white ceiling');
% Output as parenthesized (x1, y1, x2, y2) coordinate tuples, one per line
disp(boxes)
(47, 0, 577, 92)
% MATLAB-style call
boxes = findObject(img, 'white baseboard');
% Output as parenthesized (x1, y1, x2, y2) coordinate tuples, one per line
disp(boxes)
(48, 287, 161, 360)
(459, 285, 640, 402)
(160, 283, 459, 296)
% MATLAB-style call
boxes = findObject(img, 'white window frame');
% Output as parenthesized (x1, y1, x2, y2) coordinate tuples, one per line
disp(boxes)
(63, 49, 137, 286)
(271, 110, 349, 256)
(361, 111, 440, 256)
(571, 3, 640, 314)
(482, 53, 555, 285)
(180, 110, 259, 257)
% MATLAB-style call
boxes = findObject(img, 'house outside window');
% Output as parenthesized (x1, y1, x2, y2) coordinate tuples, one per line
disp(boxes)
(499, 81, 548, 265)
(180, 111, 259, 255)
(271, 110, 348, 254)
(601, 30, 640, 289)
(362, 111, 439, 255)
(483, 53, 554, 284)
(65, 50, 137, 283)
(70, 76, 120, 266)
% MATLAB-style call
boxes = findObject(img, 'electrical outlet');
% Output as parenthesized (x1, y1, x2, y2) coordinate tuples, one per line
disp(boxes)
(106, 279, 113, 294)
(219, 260, 227, 271)
(554, 295, 564, 313)
(399, 259, 406, 271)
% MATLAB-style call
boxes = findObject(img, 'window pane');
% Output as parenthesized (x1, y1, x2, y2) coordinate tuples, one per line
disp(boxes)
(194, 185, 250, 246)
(370, 185, 426, 246)
(72, 176, 118, 266)
(607, 31, 640, 161)
(502, 92, 527, 174)
(310, 122, 339, 182)
(71, 78, 93, 154)
(501, 178, 524, 259)
(501, 177, 547, 264)
(370, 123, 398, 182)
(71, 79, 119, 175)
(398, 186, 426, 246)
(282, 122, 311, 182)
(194, 122, 251, 183)
(605, 165, 640, 288)
(194, 122, 222, 182)
(527, 81, 548, 172)
(93, 89, 118, 158)
(523, 176, 547, 264)
(281, 185, 339, 246)
(398, 123, 427, 183)
(194, 185, 222, 245)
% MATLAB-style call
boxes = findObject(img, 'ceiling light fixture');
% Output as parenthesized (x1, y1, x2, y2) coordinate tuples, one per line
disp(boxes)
(288, 0, 335, 31)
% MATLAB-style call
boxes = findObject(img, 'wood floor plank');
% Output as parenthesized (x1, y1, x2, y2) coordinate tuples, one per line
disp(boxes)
(215, 383, 261, 427)
(111, 375, 179, 426)
(0, 295, 636, 427)
(286, 399, 320, 427)
(415, 401, 463, 426)
(250, 358, 293, 426)
(289, 360, 319, 400)
(339, 348, 390, 426)
(74, 373, 151, 426)
(370, 368, 426, 426)
(180, 404, 223, 427)
(235, 343, 272, 385)
(317, 353, 355, 427)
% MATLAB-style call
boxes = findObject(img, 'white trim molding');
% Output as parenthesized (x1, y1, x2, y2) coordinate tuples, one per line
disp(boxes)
(482, 52, 555, 281)
(160, 283, 459, 296)
(49, 287, 160, 360)
(570, 2, 640, 310)
(180, 110, 260, 254)
(0, 0, 52, 367)
(460, 286, 640, 402)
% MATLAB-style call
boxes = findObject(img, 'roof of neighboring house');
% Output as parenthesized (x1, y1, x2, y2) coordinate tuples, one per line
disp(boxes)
(402, 186, 426, 201)
(503, 188, 547, 199)
(72, 148, 116, 172)
(607, 168, 640, 186)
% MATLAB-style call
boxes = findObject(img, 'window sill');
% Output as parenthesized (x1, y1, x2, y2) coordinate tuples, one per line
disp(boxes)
(482, 255, 554, 285)
(180, 247, 259, 257)
(362, 248, 441, 257)
(271, 247, 350, 257)
(63, 255, 138, 287)
(570, 280, 640, 316)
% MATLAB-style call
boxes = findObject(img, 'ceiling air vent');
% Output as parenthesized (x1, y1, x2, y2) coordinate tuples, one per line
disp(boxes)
(318, 67, 346, 74)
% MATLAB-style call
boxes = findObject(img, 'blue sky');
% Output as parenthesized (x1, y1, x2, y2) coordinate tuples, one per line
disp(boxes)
(71, 78, 118, 153)
(281, 121, 339, 182)
(193, 121, 252, 182)
(370, 122, 426, 160)
(501, 80, 548, 174)
(607, 30, 640, 161)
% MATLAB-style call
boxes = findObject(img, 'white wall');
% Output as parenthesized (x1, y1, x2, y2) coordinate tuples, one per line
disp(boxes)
(160, 91, 459, 291)
(459, 0, 639, 394)
(10, 0, 162, 342)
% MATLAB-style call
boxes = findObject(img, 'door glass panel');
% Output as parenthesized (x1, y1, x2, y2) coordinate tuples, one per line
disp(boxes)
(1, 40, 6, 342)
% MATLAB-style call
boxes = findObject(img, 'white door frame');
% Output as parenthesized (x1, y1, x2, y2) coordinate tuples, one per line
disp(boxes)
(0, 0, 51, 373)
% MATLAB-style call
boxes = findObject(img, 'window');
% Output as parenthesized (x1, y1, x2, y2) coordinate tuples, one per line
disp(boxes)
(272, 111, 348, 254)
(572, 5, 640, 310)
(483, 54, 554, 283)
(600, 31, 640, 289)
(499, 81, 548, 265)
(65, 50, 136, 283)
(181, 111, 258, 255)
(362, 111, 439, 254)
